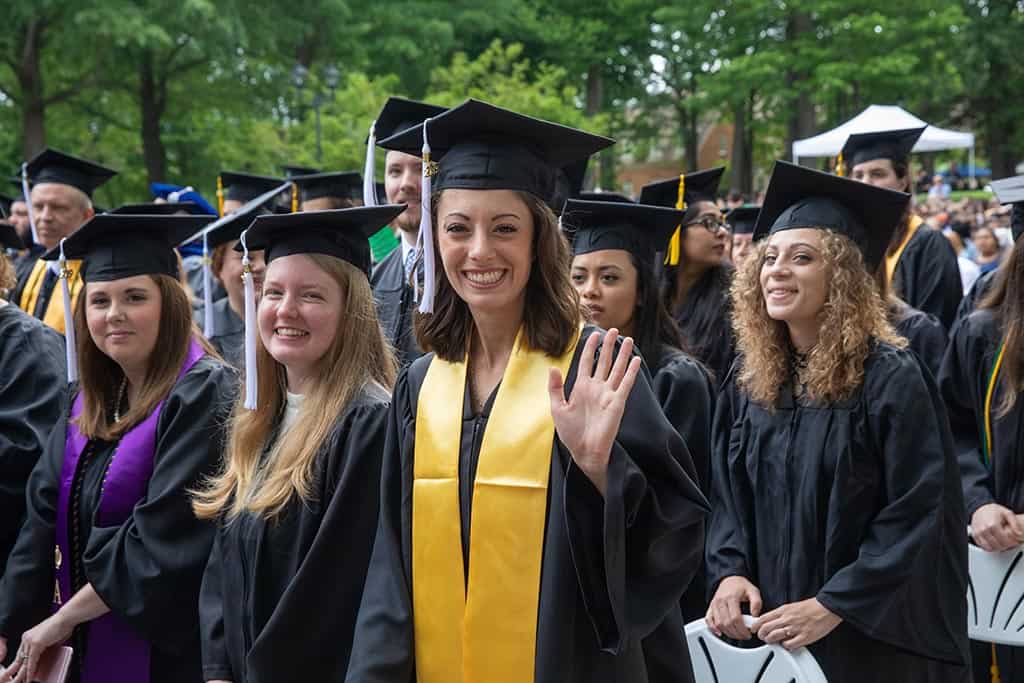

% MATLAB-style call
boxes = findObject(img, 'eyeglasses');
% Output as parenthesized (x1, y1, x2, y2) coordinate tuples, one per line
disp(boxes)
(685, 216, 729, 233)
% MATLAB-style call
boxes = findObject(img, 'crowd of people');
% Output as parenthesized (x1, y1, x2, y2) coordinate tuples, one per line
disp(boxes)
(0, 98, 1019, 683)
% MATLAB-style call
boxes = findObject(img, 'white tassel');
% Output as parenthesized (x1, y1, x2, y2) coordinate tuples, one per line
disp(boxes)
(21, 163, 39, 247)
(363, 120, 377, 207)
(202, 231, 214, 338)
(416, 118, 436, 314)
(240, 230, 258, 410)
(58, 239, 78, 384)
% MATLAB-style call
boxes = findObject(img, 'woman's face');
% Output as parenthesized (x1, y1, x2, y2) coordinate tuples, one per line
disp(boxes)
(570, 249, 638, 335)
(759, 228, 828, 328)
(85, 275, 163, 376)
(436, 189, 534, 318)
(974, 228, 999, 257)
(218, 241, 266, 317)
(682, 200, 729, 269)
(259, 254, 343, 390)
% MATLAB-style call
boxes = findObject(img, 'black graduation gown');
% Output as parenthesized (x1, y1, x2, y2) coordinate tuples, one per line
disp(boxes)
(0, 357, 236, 683)
(673, 267, 735, 388)
(939, 309, 1024, 682)
(891, 299, 947, 379)
(193, 298, 245, 369)
(199, 385, 390, 683)
(707, 343, 971, 682)
(892, 224, 963, 331)
(346, 328, 710, 683)
(956, 269, 998, 326)
(0, 304, 65, 580)
(10, 246, 45, 302)
(370, 248, 421, 367)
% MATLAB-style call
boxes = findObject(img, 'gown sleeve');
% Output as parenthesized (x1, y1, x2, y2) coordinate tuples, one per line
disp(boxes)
(815, 349, 969, 665)
(895, 228, 962, 331)
(0, 407, 70, 640)
(345, 367, 419, 683)
(561, 336, 710, 653)
(198, 532, 232, 682)
(936, 314, 993, 517)
(652, 354, 715, 493)
(83, 360, 237, 654)
(0, 322, 65, 570)
(897, 310, 947, 380)
(245, 397, 389, 682)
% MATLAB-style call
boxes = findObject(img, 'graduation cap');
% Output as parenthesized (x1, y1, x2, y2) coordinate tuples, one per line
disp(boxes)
(990, 175, 1024, 241)
(363, 97, 448, 208)
(292, 171, 363, 204)
(217, 171, 289, 214)
(563, 199, 683, 265)
(234, 204, 406, 410)
(577, 191, 634, 204)
(109, 202, 203, 216)
(0, 222, 24, 251)
(838, 127, 925, 173)
(282, 164, 321, 178)
(638, 167, 725, 265)
(726, 206, 760, 235)
(24, 148, 117, 198)
(377, 98, 614, 313)
(753, 161, 910, 272)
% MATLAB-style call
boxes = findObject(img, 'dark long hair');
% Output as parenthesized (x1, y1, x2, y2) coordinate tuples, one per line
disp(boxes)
(980, 236, 1024, 415)
(630, 253, 686, 371)
(661, 263, 734, 381)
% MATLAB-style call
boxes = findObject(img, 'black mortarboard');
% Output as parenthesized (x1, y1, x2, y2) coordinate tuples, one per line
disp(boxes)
(753, 161, 910, 271)
(840, 127, 925, 169)
(373, 97, 448, 142)
(109, 202, 203, 216)
(236, 204, 406, 276)
(563, 199, 682, 265)
(639, 167, 725, 209)
(218, 171, 287, 203)
(282, 164, 321, 178)
(24, 148, 117, 198)
(577, 191, 634, 204)
(726, 205, 760, 235)
(0, 194, 12, 219)
(292, 171, 363, 203)
(0, 222, 24, 251)
(41, 214, 211, 282)
(991, 175, 1024, 241)
(378, 99, 614, 205)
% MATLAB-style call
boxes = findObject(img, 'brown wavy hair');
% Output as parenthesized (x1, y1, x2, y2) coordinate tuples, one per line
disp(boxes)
(193, 254, 397, 520)
(414, 190, 580, 361)
(732, 230, 905, 405)
(979, 236, 1024, 416)
(0, 252, 15, 295)
(74, 274, 216, 441)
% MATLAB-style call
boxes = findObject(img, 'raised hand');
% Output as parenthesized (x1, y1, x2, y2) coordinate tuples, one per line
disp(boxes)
(548, 329, 642, 496)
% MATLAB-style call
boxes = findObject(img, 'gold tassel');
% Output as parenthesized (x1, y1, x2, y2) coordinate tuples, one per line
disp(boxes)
(216, 175, 225, 217)
(835, 152, 846, 178)
(665, 173, 686, 266)
(991, 643, 1002, 683)
(291, 183, 299, 212)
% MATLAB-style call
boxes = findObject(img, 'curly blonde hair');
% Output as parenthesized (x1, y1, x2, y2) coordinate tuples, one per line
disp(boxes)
(731, 230, 905, 405)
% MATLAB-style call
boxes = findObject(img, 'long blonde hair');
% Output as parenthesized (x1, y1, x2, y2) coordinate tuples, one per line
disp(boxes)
(192, 254, 397, 520)
(732, 231, 905, 405)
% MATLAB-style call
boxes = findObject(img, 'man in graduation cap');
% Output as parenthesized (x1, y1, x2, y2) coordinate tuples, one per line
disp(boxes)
(292, 171, 363, 212)
(841, 127, 963, 330)
(217, 171, 290, 216)
(366, 97, 447, 366)
(10, 148, 117, 333)
(725, 205, 759, 267)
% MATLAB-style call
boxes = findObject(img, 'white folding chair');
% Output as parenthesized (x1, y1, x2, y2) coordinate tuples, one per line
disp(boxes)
(685, 616, 828, 683)
(968, 542, 1024, 646)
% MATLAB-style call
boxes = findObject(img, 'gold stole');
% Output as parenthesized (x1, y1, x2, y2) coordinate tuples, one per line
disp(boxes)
(884, 214, 922, 287)
(412, 326, 579, 683)
(18, 259, 83, 334)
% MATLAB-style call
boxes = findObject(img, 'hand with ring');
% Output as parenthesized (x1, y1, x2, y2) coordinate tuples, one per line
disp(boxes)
(750, 597, 842, 651)
(2, 612, 74, 683)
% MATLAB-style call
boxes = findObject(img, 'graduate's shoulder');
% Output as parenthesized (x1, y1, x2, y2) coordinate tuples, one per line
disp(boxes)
(0, 302, 63, 353)
(863, 340, 935, 401)
(655, 346, 713, 388)
(168, 351, 239, 408)
(370, 247, 403, 291)
(906, 223, 957, 259)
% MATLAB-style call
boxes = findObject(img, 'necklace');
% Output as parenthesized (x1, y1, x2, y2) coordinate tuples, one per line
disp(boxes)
(113, 376, 128, 423)
(791, 349, 812, 400)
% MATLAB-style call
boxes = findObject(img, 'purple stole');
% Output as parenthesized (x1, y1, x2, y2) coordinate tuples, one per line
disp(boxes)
(53, 339, 205, 683)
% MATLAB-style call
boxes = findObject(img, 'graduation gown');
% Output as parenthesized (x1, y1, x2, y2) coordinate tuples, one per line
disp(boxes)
(0, 304, 66, 580)
(370, 247, 421, 367)
(346, 328, 710, 683)
(707, 343, 971, 682)
(955, 269, 998, 326)
(650, 347, 714, 622)
(194, 298, 245, 369)
(939, 309, 1024, 682)
(891, 299, 947, 379)
(892, 224, 963, 331)
(0, 356, 236, 683)
(199, 384, 390, 683)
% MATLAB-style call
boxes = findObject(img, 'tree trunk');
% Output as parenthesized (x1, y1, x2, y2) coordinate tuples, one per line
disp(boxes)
(17, 18, 47, 158)
(743, 95, 755, 196)
(783, 11, 816, 163)
(730, 98, 748, 197)
(585, 64, 604, 188)
(681, 107, 699, 173)
(139, 51, 167, 184)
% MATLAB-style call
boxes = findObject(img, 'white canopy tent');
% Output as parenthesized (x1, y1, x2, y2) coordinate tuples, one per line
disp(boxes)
(792, 105, 976, 177)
